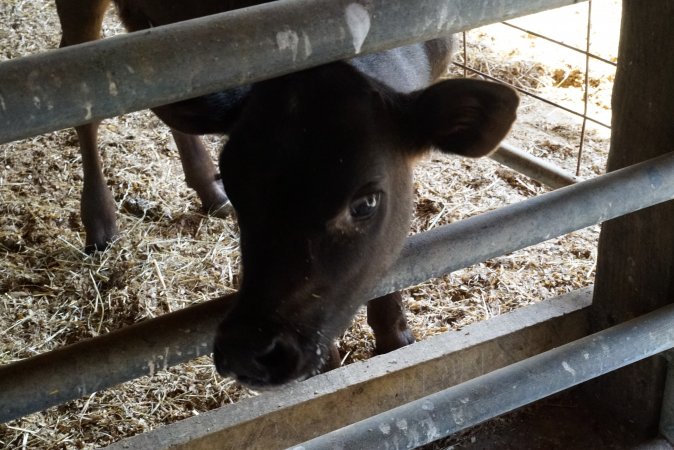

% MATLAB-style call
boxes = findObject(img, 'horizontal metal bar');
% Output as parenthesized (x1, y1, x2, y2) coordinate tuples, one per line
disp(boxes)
(0, 0, 588, 145)
(294, 302, 674, 449)
(372, 151, 674, 299)
(2, 151, 674, 423)
(104, 289, 592, 450)
(0, 295, 235, 423)
(491, 142, 580, 189)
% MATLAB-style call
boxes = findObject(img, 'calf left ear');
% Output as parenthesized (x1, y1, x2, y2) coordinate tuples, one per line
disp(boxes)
(405, 79, 519, 158)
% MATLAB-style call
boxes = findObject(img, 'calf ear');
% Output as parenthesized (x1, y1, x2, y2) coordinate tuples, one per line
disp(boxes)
(152, 87, 250, 135)
(407, 79, 519, 157)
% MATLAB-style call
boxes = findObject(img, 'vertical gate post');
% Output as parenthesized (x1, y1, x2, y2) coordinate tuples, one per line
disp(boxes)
(659, 351, 674, 442)
(587, 0, 674, 437)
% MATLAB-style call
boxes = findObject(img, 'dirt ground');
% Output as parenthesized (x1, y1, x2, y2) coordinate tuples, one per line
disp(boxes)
(0, 1, 620, 448)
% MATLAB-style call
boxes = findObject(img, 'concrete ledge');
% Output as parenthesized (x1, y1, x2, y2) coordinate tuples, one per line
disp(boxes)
(106, 287, 593, 450)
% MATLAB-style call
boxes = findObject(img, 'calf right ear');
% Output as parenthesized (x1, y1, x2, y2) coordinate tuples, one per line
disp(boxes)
(406, 79, 519, 158)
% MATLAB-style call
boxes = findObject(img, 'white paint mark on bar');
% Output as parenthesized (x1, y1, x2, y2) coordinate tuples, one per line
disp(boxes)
(84, 101, 93, 121)
(421, 400, 435, 411)
(302, 32, 312, 59)
(450, 406, 465, 425)
(345, 3, 370, 54)
(562, 360, 576, 377)
(436, 5, 449, 30)
(276, 29, 300, 62)
(107, 72, 119, 97)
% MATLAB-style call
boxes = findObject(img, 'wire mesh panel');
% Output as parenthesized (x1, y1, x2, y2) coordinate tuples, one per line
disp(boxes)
(454, 0, 619, 178)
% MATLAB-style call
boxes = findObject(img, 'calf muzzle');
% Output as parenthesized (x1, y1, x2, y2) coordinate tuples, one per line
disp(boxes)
(213, 321, 308, 387)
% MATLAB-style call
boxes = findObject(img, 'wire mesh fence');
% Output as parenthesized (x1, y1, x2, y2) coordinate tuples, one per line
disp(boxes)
(453, 0, 619, 178)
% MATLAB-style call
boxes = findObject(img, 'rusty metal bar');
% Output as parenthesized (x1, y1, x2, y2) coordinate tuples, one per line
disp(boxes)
(0, 0, 588, 145)
(2, 151, 674, 423)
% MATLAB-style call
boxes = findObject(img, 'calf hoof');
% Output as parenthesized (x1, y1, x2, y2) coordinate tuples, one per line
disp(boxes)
(375, 327, 415, 355)
(84, 228, 118, 254)
(199, 179, 234, 218)
(84, 242, 112, 254)
(206, 200, 235, 218)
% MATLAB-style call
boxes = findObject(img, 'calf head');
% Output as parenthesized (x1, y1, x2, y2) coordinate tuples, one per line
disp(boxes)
(213, 63, 518, 386)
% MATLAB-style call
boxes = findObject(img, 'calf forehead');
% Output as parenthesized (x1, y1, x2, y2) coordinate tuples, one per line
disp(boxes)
(227, 131, 388, 220)
(223, 78, 398, 213)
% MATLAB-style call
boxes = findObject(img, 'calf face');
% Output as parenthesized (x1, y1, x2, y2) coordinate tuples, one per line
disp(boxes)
(213, 63, 518, 386)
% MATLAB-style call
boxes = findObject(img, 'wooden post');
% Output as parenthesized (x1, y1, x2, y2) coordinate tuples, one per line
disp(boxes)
(587, 0, 674, 437)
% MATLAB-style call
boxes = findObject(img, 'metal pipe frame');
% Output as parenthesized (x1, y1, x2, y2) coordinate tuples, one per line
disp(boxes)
(0, 0, 588, 145)
(0, 295, 234, 423)
(2, 151, 674, 423)
(660, 350, 674, 442)
(294, 302, 674, 450)
(105, 289, 593, 450)
(370, 150, 674, 299)
(491, 142, 580, 189)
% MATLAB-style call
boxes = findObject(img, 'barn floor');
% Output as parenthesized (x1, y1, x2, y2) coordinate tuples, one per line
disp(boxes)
(430, 388, 673, 450)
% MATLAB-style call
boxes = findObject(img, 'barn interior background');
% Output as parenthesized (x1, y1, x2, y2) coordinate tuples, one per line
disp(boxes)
(0, 0, 620, 448)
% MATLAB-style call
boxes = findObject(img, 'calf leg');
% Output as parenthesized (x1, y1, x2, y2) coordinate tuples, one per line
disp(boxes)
(321, 341, 342, 372)
(367, 292, 415, 354)
(56, 0, 111, 48)
(57, 0, 118, 251)
(170, 129, 231, 217)
(78, 122, 118, 251)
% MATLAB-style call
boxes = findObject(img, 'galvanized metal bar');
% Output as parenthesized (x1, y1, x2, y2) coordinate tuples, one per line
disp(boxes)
(104, 289, 592, 450)
(0, 294, 235, 423)
(491, 142, 581, 189)
(371, 151, 674, 299)
(0, 0, 588, 145)
(294, 302, 674, 450)
(1, 151, 674, 423)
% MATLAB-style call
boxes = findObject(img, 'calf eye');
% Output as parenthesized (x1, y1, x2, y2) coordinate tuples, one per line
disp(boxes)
(350, 192, 381, 220)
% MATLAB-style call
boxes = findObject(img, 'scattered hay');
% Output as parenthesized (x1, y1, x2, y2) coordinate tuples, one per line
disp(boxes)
(0, 1, 617, 448)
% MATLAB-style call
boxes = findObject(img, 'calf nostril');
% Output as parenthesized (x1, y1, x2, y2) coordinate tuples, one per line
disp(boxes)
(249, 336, 305, 385)
(213, 326, 305, 385)
(255, 336, 297, 370)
